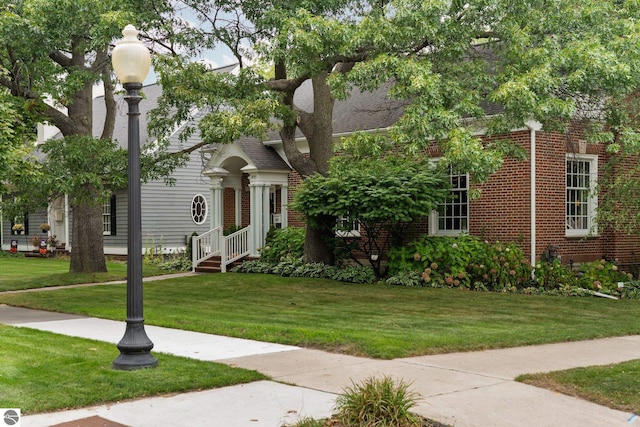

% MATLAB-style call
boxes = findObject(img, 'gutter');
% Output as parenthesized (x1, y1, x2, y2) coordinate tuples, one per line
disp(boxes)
(526, 120, 542, 266)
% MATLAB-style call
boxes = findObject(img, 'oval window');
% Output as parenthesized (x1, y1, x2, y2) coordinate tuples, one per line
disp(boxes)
(191, 194, 208, 225)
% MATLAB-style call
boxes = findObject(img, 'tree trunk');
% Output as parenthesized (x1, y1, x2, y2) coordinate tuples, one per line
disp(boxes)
(65, 61, 108, 273)
(69, 199, 107, 273)
(303, 214, 336, 265)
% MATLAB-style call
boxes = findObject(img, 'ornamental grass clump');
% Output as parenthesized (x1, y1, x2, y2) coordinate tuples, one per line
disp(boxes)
(334, 376, 421, 427)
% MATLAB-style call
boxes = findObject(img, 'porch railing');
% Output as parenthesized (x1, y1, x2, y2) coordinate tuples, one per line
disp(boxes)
(192, 226, 221, 271)
(221, 225, 251, 272)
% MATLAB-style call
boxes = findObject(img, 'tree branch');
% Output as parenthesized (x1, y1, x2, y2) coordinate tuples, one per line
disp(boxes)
(49, 50, 72, 68)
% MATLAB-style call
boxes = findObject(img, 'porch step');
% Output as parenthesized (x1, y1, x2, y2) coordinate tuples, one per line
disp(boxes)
(194, 255, 255, 273)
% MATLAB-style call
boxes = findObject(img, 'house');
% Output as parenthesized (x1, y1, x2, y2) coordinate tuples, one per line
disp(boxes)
(193, 81, 640, 271)
(5, 64, 639, 273)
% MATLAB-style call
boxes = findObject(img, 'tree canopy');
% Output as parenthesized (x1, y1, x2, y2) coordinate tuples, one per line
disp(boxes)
(292, 149, 451, 276)
(0, 0, 177, 272)
(150, 1, 640, 262)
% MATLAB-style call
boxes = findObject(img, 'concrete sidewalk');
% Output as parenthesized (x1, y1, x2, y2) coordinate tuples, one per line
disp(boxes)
(1, 304, 639, 427)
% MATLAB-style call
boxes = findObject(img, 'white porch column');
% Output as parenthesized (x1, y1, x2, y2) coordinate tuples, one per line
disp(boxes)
(209, 177, 224, 230)
(234, 187, 242, 227)
(249, 179, 263, 255)
(280, 184, 289, 228)
(248, 177, 273, 255)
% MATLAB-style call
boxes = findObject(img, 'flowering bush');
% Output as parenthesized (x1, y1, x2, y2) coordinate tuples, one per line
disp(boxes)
(11, 223, 24, 232)
(387, 236, 638, 298)
(39, 223, 51, 231)
(387, 235, 534, 291)
(577, 259, 632, 293)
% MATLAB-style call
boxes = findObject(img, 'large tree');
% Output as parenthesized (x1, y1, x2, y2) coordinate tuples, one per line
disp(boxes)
(150, 0, 640, 262)
(0, 0, 175, 272)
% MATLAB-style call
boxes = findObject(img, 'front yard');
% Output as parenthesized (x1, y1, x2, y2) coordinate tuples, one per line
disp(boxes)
(1, 256, 639, 416)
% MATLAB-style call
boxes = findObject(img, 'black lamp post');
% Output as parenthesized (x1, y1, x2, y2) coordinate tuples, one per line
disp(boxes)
(111, 25, 158, 370)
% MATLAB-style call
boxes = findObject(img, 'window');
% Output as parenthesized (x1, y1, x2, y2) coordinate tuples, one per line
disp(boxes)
(566, 155, 597, 236)
(336, 215, 360, 237)
(10, 214, 28, 235)
(191, 194, 208, 225)
(430, 169, 469, 235)
(103, 195, 116, 236)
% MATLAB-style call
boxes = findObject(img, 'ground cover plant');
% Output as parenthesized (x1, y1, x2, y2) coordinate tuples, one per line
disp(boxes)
(0, 255, 178, 292)
(1, 274, 640, 359)
(517, 359, 640, 415)
(0, 324, 264, 414)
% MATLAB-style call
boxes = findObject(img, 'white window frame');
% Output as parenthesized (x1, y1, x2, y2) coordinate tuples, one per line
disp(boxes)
(429, 162, 470, 236)
(566, 154, 598, 237)
(191, 194, 208, 225)
(336, 215, 361, 238)
(102, 197, 112, 236)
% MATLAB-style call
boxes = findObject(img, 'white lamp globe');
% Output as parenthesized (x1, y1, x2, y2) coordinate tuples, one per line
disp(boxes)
(112, 25, 151, 84)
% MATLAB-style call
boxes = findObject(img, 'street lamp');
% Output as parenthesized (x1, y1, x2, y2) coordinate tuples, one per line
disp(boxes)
(111, 25, 157, 370)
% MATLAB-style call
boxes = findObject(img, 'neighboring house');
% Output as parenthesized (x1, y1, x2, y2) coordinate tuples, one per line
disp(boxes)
(5, 64, 639, 271)
(0, 75, 229, 255)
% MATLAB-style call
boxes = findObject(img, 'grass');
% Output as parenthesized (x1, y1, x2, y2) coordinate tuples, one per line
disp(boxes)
(0, 324, 264, 415)
(2, 272, 640, 359)
(517, 360, 640, 415)
(0, 255, 174, 291)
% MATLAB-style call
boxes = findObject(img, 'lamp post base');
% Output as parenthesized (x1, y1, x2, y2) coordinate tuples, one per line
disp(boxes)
(112, 319, 158, 370)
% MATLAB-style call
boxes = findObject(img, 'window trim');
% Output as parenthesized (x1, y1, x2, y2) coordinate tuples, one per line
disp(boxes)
(566, 154, 598, 237)
(191, 194, 208, 225)
(103, 194, 116, 236)
(336, 215, 361, 238)
(429, 161, 470, 236)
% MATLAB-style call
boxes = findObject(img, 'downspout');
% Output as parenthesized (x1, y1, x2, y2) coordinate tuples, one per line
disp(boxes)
(526, 120, 542, 266)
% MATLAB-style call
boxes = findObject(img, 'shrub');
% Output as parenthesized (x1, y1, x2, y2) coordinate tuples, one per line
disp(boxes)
(260, 227, 305, 264)
(577, 259, 633, 293)
(334, 376, 421, 427)
(533, 259, 578, 290)
(388, 235, 534, 291)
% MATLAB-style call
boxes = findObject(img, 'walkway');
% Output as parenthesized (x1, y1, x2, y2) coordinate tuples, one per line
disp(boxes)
(1, 304, 639, 427)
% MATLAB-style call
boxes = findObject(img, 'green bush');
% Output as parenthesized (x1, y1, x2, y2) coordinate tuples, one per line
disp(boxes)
(259, 227, 305, 264)
(388, 235, 534, 291)
(386, 234, 640, 298)
(577, 259, 632, 293)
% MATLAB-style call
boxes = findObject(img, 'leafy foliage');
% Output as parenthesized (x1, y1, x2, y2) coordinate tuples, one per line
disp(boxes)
(232, 259, 377, 285)
(259, 227, 306, 264)
(387, 235, 638, 298)
(388, 235, 534, 291)
(292, 156, 450, 276)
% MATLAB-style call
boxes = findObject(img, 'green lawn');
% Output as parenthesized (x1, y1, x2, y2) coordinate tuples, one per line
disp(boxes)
(517, 359, 640, 415)
(0, 255, 172, 291)
(2, 258, 640, 416)
(0, 324, 264, 414)
(1, 272, 639, 359)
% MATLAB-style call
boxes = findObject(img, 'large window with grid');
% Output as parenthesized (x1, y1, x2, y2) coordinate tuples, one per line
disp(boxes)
(566, 155, 597, 236)
(430, 169, 469, 235)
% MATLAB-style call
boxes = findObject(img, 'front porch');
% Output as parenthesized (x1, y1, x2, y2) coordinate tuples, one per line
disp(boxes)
(192, 143, 292, 272)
